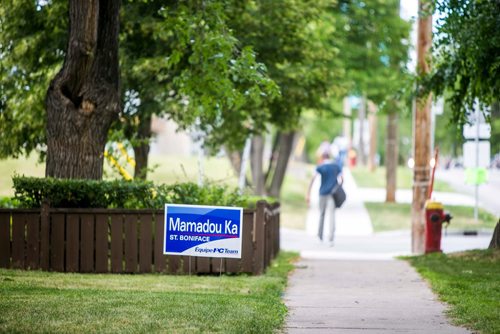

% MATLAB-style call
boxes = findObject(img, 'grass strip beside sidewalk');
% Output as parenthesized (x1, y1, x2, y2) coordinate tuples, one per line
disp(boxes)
(365, 202, 497, 232)
(405, 249, 500, 334)
(0, 251, 298, 333)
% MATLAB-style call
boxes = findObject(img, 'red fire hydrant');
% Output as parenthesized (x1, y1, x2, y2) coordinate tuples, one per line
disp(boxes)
(424, 200, 452, 253)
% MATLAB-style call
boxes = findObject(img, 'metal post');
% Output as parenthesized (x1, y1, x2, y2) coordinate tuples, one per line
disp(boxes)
(474, 103, 480, 222)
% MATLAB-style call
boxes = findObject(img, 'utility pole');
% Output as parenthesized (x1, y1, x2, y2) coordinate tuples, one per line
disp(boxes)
(358, 95, 367, 166)
(411, 0, 432, 254)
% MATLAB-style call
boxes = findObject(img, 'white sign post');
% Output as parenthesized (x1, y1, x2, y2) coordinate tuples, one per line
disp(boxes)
(463, 103, 490, 222)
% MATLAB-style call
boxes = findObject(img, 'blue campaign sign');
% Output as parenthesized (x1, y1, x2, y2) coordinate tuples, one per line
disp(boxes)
(163, 204, 243, 259)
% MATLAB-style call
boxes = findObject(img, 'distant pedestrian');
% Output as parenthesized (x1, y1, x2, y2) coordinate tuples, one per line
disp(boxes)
(306, 152, 343, 246)
(315, 139, 331, 163)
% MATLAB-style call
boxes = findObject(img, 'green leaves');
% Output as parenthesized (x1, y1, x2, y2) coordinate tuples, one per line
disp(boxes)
(0, 1, 67, 159)
(424, 0, 500, 125)
(334, 0, 412, 105)
(12, 176, 247, 209)
(117, 0, 280, 153)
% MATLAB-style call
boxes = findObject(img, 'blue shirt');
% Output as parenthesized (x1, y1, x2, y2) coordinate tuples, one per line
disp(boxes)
(316, 161, 342, 195)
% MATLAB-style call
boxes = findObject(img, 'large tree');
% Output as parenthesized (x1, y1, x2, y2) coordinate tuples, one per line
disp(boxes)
(1, 0, 277, 179)
(46, 0, 121, 179)
(334, 0, 411, 202)
(0, 0, 121, 179)
(119, 0, 278, 179)
(226, 0, 346, 197)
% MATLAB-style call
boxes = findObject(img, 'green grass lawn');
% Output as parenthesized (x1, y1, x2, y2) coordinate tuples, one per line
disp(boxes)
(0, 251, 297, 333)
(350, 166, 454, 192)
(365, 202, 497, 232)
(147, 155, 238, 187)
(279, 171, 310, 230)
(0, 155, 45, 196)
(405, 249, 500, 334)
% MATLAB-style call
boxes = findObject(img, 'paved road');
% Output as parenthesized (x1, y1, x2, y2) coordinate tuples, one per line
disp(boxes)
(435, 168, 500, 216)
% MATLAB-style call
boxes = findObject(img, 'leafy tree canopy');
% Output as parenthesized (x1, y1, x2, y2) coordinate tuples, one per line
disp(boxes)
(424, 0, 500, 125)
(120, 0, 279, 151)
(0, 0, 278, 159)
(226, 0, 346, 127)
(334, 0, 412, 106)
(0, 1, 67, 159)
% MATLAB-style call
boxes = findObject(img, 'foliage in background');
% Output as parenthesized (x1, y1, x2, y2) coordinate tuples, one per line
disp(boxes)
(0, 197, 20, 209)
(226, 0, 346, 130)
(406, 249, 500, 334)
(0, 251, 298, 333)
(120, 0, 279, 153)
(424, 0, 500, 127)
(334, 0, 412, 104)
(0, 0, 278, 163)
(302, 109, 344, 163)
(12, 176, 247, 209)
(0, 1, 67, 159)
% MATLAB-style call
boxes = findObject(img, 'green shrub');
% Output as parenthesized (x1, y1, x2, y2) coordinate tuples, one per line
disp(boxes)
(0, 196, 21, 209)
(12, 176, 247, 209)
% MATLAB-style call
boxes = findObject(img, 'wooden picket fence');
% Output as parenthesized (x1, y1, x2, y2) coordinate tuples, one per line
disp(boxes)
(0, 201, 279, 275)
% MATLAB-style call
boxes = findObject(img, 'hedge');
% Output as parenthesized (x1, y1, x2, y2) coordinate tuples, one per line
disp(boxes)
(11, 176, 248, 209)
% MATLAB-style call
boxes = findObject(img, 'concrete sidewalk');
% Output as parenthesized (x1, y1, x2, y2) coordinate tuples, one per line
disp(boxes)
(281, 230, 484, 333)
(281, 167, 490, 333)
(284, 259, 469, 333)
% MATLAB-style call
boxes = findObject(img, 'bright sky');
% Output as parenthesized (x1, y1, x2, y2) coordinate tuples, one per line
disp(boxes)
(400, 0, 419, 72)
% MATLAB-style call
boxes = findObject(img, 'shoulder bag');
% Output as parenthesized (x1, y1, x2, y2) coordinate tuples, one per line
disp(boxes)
(332, 183, 346, 208)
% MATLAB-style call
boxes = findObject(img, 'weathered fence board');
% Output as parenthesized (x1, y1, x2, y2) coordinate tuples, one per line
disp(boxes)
(95, 214, 109, 273)
(111, 214, 123, 273)
(139, 214, 153, 273)
(51, 214, 65, 272)
(80, 214, 94, 273)
(66, 214, 80, 272)
(0, 212, 10, 268)
(11, 214, 25, 269)
(40, 205, 50, 270)
(154, 214, 166, 272)
(0, 202, 279, 275)
(26, 213, 39, 270)
(124, 214, 138, 273)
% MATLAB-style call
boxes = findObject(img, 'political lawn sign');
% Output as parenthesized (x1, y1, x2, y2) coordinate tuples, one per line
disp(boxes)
(163, 204, 243, 259)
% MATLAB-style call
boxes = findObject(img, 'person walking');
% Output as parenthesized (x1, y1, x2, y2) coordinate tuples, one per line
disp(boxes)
(306, 152, 343, 246)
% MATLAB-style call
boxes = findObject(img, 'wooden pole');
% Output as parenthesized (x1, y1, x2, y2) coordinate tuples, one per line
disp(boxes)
(412, 0, 432, 254)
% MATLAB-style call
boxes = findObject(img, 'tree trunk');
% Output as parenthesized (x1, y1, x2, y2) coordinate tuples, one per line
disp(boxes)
(489, 220, 500, 249)
(133, 114, 152, 180)
(412, 0, 432, 254)
(251, 135, 265, 195)
(343, 96, 352, 147)
(267, 131, 295, 198)
(46, 0, 121, 179)
(368, 100, 377, 172)
(386, 110, 398, 202)
(226, 148, 242, 176)
(358, 95, 367, 166)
